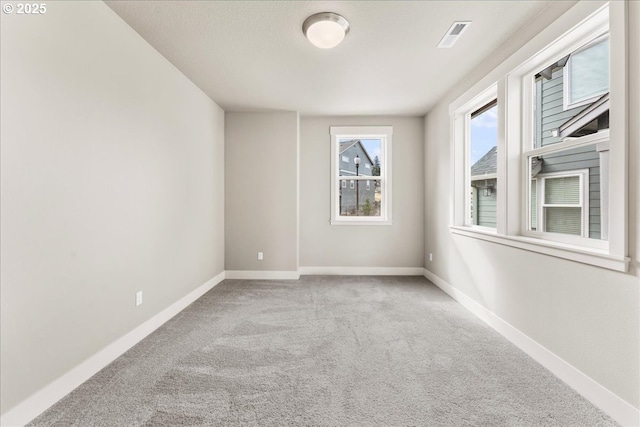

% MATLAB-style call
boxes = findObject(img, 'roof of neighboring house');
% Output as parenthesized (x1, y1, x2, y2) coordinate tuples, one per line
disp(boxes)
(339, 139, 359, 153)
(339, 139, 374, 164)
(470, 146, 497, 178)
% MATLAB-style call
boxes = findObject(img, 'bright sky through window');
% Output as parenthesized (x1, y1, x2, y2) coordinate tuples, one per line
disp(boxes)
(470, 105, 497, 164)
(361, 139, 381, 161)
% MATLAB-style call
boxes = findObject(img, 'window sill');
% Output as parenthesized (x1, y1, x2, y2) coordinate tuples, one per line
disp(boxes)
(449, 225, 629, 272)
(331, 220, 393, 226)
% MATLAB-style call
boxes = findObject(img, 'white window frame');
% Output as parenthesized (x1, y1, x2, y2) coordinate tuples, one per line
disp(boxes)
(341, 155, 349, 163)
(452, 85, 499, 231)
(330, 126, 392, 225)
(533, 169, 589, 239)
(563, 33, 610, 110)
(449, 3, 628, 272)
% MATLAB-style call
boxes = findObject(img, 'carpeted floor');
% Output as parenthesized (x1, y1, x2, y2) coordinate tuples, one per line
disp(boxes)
(29, 276, 617, 426)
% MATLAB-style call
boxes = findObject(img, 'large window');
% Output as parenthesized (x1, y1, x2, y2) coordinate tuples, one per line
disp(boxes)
(450, 3, 628, 272)
(525, 23, 609, 248)
(330, 126, 392, 225)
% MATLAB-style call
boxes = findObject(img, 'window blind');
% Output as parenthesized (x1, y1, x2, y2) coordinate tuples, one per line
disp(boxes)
(545, 207, 582, 235)
(545, 175, 580, 204)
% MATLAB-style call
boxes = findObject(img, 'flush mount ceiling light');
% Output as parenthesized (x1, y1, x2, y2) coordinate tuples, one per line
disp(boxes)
(303, 12, 350, 49)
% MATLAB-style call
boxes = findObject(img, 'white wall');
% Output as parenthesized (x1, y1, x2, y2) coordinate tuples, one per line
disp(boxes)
(424, 0, 639, 412)
(225, 112, 299, 273)
(300, 116, 424, 269)
(0, 1, 225, 415)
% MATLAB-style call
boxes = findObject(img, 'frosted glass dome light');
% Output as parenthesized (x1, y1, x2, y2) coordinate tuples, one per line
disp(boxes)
(303, 12, 350, 49)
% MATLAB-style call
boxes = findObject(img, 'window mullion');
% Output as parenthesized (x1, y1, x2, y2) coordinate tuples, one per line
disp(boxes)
(496, 79, 508, 235)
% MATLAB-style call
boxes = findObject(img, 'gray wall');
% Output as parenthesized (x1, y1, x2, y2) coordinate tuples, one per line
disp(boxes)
(300, 116, 424, 268)
(0, 1, 225, 414)
(225, 112, 299, 272)
(424, 1, 639, 409)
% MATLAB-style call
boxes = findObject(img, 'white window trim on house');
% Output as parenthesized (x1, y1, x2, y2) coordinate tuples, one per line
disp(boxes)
(532, 169, 590, 239)
(524, 131, 608, 249)
(449, 2, 628, 272)
(330, 126, 392, 225)
(563, 33, 609, 111)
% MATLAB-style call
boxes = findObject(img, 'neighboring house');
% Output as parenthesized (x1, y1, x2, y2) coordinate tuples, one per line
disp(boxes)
(470, 146, 497, 228)
(339, 139, 377, 215)
(532, 36, 609, 239)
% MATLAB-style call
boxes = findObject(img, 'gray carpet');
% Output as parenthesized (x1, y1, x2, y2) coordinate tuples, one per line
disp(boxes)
(29, 276, 617, 426)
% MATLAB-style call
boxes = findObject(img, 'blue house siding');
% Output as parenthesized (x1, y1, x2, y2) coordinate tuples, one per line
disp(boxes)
(536, 68, 586, 147)
(470, 146, 497, 228)
(339, 143, 373, 176)
(471, 182, 497, 228)
(538, 145, 601, 239)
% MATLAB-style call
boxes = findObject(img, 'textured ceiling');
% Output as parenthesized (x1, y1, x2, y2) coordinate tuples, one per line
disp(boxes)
(105, 1, 561, 116)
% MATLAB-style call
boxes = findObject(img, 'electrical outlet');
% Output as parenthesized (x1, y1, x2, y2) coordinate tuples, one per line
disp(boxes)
(136, 291, 143, 306)
(429, 253, 433, 262)
(257, 252, 264, 261)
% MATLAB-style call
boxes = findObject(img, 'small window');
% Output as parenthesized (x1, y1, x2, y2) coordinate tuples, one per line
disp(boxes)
(530, 171, 588, 237)
(564, 34, 609, 110)
(342, 155, 349, 163)
(330, 126, 392, 225)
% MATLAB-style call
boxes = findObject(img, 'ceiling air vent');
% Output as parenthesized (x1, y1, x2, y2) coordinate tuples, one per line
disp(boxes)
(437, 21, 471, 48)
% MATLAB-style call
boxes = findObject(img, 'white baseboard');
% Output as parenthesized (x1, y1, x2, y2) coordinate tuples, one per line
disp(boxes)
(7, 269, 636, 426)
(225, 270, 300, 280)
(0, 271, 226, 427)
(299, 266, 424, 276)
(423, 268, 640, 427)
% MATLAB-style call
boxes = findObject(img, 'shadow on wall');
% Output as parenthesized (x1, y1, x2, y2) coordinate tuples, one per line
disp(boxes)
(449, 234, 497, 310)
